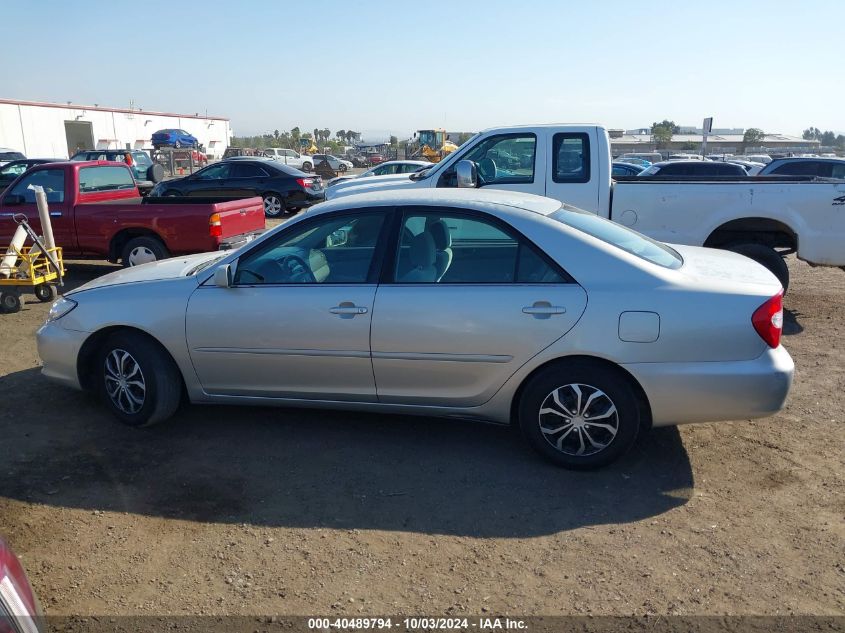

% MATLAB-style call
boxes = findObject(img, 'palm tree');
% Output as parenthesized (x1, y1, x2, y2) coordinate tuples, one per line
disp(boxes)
(336, 129, 346, 142)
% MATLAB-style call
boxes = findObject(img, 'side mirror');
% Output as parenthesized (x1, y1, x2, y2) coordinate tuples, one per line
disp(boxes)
(214, 263, 233, 288)
(4, 194, 24, 205)
(456, 160, 478, 188)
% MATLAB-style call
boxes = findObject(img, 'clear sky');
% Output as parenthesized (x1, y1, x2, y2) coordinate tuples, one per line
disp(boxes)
(3, 0, 843, 141)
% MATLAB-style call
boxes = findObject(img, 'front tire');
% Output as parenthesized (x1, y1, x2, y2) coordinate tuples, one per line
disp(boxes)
(724, 242, 790, 292)
(518, 360, 640, 469)
(96, 331, 182, 427)
(121, 236, 170, 267)
(174, 141, 182, 149)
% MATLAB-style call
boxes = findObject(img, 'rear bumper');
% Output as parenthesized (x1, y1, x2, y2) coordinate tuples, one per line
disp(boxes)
(218, 229, 266, 251)
(623, 345, 794, 427)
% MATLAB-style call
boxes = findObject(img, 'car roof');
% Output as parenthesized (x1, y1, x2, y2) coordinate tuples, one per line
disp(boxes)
(652, 160, 736, 167)
(312, 188, 561, 217)
(373, 160, 430, 167)
(769, 156, 845, 163)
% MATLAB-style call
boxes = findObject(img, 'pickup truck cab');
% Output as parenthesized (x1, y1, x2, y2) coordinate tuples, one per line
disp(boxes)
(0, 161, 265, 266)
(328, 124, 845, 289)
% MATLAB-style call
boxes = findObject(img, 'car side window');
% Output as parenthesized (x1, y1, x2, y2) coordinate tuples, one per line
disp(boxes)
(440, 134, 536, 187)
(9, 169, 65, 203)
(552, 133, 590, 183)
(234, 212, 387, 285)
(394, 210, 566, 284)
(1, 163, 28, 177)
(830, 163, 845, 179)
(232, 164, 269, 178)
(78, 166, 135, 192)
(772, 161, 816, 176)
(195, 163, 231, 180)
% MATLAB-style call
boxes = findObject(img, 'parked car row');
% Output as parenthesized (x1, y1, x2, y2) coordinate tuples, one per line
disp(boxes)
(150, 157, 325, 217)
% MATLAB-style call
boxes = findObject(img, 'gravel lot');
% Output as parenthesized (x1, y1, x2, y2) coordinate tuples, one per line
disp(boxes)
(0, 251, 842, 617)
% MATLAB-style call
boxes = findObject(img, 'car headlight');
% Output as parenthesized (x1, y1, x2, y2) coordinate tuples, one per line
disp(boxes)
(46, 297, 77, 322)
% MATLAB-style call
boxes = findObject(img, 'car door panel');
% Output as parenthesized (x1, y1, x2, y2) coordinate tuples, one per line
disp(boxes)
(186, 284, 378, 400)
(371, 284, 587, 406)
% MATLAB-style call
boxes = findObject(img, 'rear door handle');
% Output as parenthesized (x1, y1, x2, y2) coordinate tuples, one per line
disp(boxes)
(522, 302, 566, 317)
(330, 302, 368, 318)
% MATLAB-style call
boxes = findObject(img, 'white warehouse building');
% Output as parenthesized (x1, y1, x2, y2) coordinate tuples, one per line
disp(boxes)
(0, 98, 232, 159)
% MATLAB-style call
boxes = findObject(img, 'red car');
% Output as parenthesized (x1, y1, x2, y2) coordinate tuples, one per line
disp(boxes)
(366, 153, 386, 166)
(0, 538, 44, 633)
(0, 161, 265, 267)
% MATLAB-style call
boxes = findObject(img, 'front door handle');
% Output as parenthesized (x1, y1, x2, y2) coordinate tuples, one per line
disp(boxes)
(330, 302, 368, 318)
(522, 301, 566, 318)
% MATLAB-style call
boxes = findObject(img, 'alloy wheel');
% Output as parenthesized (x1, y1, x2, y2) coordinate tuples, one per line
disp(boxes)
(538, 383, 619, 456)
(104, 349, 146, 415)
(264, 195, 283, 216)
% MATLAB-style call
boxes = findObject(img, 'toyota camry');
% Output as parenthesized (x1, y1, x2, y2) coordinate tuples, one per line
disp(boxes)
(36, 189, 793, 468)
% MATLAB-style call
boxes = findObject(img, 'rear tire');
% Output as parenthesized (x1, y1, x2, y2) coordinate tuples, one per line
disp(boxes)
(724, 242, 790, 292)
(96, 331, 182, 428)
(302, 162, 312, 172)
(121, 236, 169, 267)
(517, 360, 640, 469)
(262, 192, 285, 217)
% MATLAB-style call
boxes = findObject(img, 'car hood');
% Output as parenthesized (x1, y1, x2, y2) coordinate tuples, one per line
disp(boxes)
(671, 244, 781, 290)
(326, 173, 417, 199)
(68, 252, 225, 295)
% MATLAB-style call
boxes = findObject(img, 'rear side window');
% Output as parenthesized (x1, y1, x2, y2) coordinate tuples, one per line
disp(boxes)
(78, 166, 136, 192)
(232, 163, 270, 178)
(552, 133, 590, 183)
(552, 206, 682, 270)
(0, 152, 25, 161)
(395, 210, 566, 283)
(771, 161, 818, 176)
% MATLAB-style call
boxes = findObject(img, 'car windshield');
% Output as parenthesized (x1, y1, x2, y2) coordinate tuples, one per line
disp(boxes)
(551, 205, 683, 269)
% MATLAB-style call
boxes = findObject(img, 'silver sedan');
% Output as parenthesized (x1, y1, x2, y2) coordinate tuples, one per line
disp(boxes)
(36, 189, 794, 468)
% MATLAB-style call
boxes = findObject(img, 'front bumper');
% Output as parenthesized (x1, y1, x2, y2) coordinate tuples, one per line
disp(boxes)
(623, 345, 794, 427)
(36, 322, 89, 391)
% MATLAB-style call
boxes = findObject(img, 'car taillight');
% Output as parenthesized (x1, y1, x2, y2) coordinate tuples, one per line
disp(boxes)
(209, 212, 222, 238)
(296, 178, 314, 189)
(0, 540, 42, 633)
(752, 291, 784, 348)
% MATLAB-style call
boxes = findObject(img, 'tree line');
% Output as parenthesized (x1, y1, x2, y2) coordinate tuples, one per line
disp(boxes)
(802, 127, 845, 149)
(230, 127, 368, 152)
(650, 120, 765, 150)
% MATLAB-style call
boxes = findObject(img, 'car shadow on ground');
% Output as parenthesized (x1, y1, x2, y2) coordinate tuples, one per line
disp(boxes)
(782, 307, 804, 336)
(0, 367, 693, 538)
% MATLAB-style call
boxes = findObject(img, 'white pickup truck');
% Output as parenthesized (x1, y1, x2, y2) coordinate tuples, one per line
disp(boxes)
(262, 148, 314, 172)
(327, 124, 845, 289)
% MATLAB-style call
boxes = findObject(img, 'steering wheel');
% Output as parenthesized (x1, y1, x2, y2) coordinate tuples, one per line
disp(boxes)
(277, 254, 316, 283)
(477, 157, 498, 183)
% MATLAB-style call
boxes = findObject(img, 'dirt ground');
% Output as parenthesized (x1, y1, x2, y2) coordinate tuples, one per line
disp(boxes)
(0, 254, 843, 617)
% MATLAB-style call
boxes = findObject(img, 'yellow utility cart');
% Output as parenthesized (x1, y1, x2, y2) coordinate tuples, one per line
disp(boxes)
(0, 215, 65, 314)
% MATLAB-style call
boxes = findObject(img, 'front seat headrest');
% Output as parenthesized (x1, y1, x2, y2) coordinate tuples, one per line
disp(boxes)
(410, 231, 436, 268)
(428, 220, 452, 250)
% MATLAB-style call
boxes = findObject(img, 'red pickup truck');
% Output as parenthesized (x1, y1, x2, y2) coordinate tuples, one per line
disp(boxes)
(0, 161, 265, 266)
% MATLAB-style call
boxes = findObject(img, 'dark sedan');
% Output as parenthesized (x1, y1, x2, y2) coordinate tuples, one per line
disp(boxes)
(0, 159, 62, 192)
(611, 161, 645, 177)
(638, 160, 747, 177)
(150, 158, 325, 217)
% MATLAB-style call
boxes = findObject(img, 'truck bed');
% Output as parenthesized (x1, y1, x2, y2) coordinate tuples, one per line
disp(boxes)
(610, 177, 845, 267)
